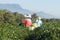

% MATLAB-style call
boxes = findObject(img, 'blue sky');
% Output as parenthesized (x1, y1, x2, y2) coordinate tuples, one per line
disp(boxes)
(0, 0, 60, 18)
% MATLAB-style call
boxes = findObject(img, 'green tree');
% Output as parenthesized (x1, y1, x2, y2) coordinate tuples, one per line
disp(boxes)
(31, 13, 38, 22)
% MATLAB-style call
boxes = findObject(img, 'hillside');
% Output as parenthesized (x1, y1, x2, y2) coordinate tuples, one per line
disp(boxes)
(0, 18, 60, 40)
(0, 10, 60, 40)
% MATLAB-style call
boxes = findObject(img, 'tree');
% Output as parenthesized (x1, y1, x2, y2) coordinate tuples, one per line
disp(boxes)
(31, 13, 38, 22)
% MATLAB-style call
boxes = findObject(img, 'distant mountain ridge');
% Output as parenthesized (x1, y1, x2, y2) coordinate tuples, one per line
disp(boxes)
(0, 4, 59, 19)
(36, 11, 55, 19)
(0, 4, 32, 14)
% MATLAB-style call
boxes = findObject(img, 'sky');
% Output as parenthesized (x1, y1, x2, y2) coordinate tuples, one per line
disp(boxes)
(0, 0, 60, 18)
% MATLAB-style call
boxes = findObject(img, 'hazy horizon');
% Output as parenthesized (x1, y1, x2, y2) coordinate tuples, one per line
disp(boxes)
(0, 0, 60, 18)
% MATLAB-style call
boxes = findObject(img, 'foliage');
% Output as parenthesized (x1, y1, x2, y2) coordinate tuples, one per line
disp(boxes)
(31, 13, 38, 22)
(0, 9, 60, 40)
(0, 9, 24, 24)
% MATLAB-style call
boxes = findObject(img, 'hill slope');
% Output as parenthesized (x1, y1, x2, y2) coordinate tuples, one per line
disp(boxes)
(0, 4, 32, 14)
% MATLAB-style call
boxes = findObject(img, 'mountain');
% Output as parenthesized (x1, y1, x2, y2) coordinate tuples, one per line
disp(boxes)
(36, 11, 55, 19)
(0, 4, 59, 19)
(0, 4, 32, 14)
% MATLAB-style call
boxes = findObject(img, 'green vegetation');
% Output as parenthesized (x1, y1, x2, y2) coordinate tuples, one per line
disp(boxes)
(0, 9, 60, 40)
